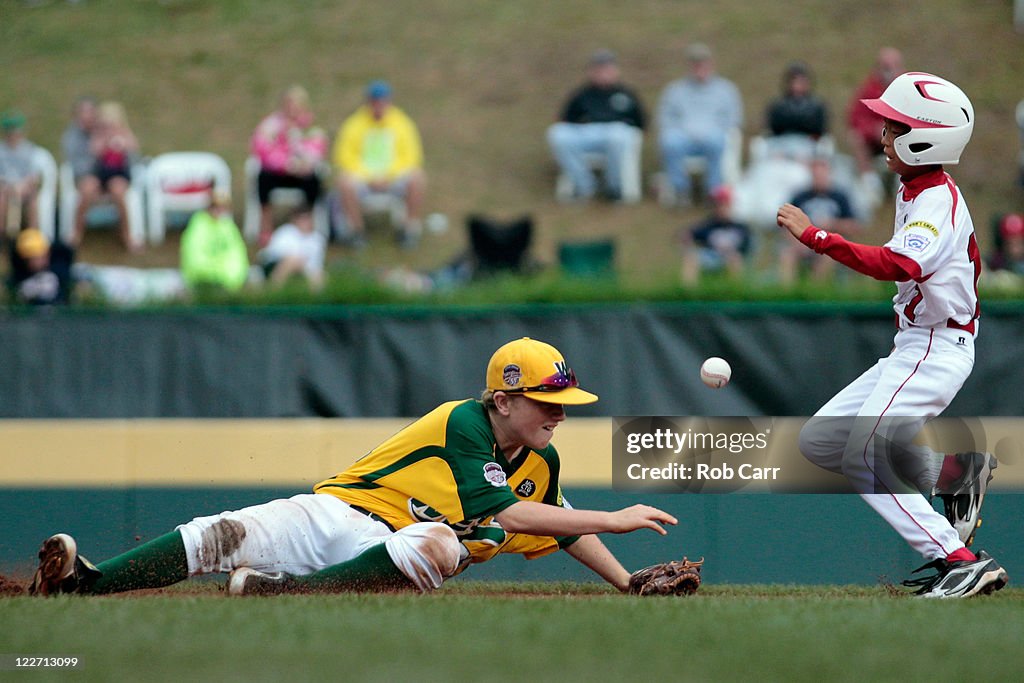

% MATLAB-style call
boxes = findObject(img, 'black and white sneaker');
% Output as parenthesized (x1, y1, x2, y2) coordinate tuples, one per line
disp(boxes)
(28, 533, 101, 596)
(902, 550, 1009, 598)
(933, 452, 998, 547)
(227, 567, 299, 596)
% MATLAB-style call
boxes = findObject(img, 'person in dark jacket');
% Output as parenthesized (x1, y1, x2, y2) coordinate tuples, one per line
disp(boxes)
(547, 49, 647, 201)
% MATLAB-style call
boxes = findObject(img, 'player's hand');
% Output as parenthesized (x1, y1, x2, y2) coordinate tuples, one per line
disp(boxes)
(609, 504, 678, 535)
(777, 203, 812, 239)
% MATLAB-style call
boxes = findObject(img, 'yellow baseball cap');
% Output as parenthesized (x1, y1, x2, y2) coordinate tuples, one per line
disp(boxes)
(486, 337, 598, 405)
(16, 228, 50, 259)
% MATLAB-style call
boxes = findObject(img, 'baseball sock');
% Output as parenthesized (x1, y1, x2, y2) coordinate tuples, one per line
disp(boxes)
(87, 531, 189, 595)
(935, 455, 966, 491)
(290, 544, 414, 592)
(946, 548, 976, 563)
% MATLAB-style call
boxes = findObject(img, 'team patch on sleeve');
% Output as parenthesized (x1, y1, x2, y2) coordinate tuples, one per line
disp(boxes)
(483, 462, 507, 488)
(903, 233, 932, 252)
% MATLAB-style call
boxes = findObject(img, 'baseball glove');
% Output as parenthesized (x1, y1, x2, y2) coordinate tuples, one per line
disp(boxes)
(628, 556, 704, 596)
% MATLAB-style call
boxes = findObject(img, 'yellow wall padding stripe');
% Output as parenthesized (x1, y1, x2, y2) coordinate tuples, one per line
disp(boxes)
(0, 419, 612, 487)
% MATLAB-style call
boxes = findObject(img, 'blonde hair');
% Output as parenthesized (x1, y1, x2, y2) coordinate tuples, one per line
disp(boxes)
(282, 84, 310, 110)
(480, 388, 497, 410)
(98, 101, 128, 128)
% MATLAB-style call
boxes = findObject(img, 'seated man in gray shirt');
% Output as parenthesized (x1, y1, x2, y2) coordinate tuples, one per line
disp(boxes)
(657, 43, 742, 206)
(0, 110, 42, 237)
(60, 97, 104, 247)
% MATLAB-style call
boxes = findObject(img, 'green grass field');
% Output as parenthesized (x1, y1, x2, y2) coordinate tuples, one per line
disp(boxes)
(2, 582, 1021, 682)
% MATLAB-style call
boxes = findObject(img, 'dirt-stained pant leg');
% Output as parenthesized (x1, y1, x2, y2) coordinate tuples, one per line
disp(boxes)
(177, 493, 392, 575)
(383, 522, 461, 591)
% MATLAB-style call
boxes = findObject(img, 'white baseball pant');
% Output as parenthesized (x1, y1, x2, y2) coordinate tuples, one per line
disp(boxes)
(799, 326, 975, 560)
(176, 493, 461, 591)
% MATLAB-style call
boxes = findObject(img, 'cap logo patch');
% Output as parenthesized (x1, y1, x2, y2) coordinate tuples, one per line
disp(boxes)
(483, 462, 508, 488)
(502, 364, 521, 387)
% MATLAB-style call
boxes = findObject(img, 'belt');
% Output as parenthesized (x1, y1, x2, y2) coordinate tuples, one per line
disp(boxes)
(348, 504, 396, 532)
(946, 318, 976, 335)
(898, 315, 976, 336)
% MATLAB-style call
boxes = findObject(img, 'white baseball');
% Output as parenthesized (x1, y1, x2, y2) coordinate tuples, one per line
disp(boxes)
(700, 357, 731, 389)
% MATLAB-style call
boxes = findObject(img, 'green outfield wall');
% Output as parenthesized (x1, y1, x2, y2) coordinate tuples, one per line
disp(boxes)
(2, 302, 1023, 417)
(2, 487, 1021, 585)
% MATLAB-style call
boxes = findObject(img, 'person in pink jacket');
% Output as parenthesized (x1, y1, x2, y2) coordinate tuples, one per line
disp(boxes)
(251, 85, 327, 245)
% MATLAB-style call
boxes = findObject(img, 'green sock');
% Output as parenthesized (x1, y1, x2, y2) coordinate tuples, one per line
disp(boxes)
(88, 531, 189, 595)
(292, 543, 413, 592)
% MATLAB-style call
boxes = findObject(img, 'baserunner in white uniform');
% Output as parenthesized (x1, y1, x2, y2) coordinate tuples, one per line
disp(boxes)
(777, 72, 1008, 598)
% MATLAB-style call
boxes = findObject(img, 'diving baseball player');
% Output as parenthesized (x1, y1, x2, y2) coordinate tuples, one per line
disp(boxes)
(28, 338, 687, 597)
(777, 72, 1007, 598)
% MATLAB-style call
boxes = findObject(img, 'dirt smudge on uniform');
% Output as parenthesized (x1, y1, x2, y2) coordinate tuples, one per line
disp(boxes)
(198, 519, 247, 568)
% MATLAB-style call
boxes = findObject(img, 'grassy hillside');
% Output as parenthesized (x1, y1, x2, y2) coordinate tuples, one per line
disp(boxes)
(3, 0, 1023, 293)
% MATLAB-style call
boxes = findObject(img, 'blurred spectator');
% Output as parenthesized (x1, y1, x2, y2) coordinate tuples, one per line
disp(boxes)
(251, 85, 328, 246)
(89, 100, 142, 251)
(1017, 99, 1024, 187)
(678, 185, 750, 285)
(0, 110, 42, 237)
(258, 205, 326, 291)
(60, 96, 103, 247)
(657, 43, 742, 205)
(846, 47, 903, 176)
(7, 227, 72, 306)
(988, 213, 1024, 276)
(779, 156, 859, 285)
(179, 189, 249, 292)
(764, 61, 829, 159)
(333, 80, 426, 248)
(546, 49, 647, 202)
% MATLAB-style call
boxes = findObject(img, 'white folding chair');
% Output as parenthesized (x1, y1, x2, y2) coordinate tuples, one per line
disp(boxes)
(652, 127, 742, 206)
(31, 146, 58, 241)
(59, 161, 146, 246)
(684, 127, 743, 186)
(555, 126, 643, 203)
(145, 152, 232, 244)
(243, 156, 329, 242)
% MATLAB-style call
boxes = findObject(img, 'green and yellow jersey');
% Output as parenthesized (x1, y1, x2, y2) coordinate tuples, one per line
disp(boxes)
(314, 399, 578, 568)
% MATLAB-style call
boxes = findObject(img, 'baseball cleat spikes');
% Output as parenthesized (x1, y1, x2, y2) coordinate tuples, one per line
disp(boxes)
(902, 550, 1008, 598)
(227, 567, 299, 596)
(934, 452, 997, 547)
(28, 534, 101, 596)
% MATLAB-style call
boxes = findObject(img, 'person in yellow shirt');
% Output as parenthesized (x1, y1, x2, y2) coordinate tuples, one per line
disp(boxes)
(333, 80, 426, 248)
(27, 338, 681, 597)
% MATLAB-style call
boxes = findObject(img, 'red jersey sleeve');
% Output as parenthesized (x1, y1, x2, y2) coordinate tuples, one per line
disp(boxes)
(799, 226, 923, 282)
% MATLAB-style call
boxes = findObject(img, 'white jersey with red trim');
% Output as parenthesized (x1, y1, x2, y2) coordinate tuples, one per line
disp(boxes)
(884, 170, 980, 332)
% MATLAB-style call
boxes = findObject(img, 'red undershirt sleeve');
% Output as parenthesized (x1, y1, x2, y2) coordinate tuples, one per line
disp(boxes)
(799, 226, 924, 282)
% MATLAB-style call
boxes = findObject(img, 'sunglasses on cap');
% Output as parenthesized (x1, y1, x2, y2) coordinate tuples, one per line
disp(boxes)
(502, 366, 579, 394)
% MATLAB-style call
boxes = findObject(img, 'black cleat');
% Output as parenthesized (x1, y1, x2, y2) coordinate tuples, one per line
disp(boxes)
(902, 550, 1009, 598)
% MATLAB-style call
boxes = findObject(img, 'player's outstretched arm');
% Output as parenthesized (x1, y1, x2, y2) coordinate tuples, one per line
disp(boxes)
(494, 500, 677, 537)
(564, 533, 632, 592)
